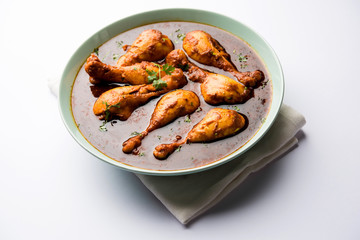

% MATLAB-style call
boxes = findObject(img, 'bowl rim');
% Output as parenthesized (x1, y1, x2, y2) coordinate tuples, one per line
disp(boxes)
(59, 8, 284, 176)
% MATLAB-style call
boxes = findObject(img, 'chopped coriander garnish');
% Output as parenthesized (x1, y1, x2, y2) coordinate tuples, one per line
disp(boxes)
(145, 63, 175, 90)
(93, 48, 99, 55)
(139, 152, 145, 157)
(238, 53, 248, 62)
(152, 79, 168, 90)
(99, 101, 121, 132)
(232, 105, 241, 111)
(261, 118, 266, 124)
(99, 123, 107, 132)
(196, 107, 202, 112)
(261, 79, 269, 89)
(131, 131, 142, 137)
(175, 29, 181, 32)
(157, 135, 162, 140)
(162, 63, 175, 75)
(116, 40, 123, 48)
(133, 67, 137, 70)
(146, 69, 158, 82)
(113, 54, 120, 60)
(184, 115, 191, 123)
(175, 146, 182, 152)
(177, 33, 186, 40)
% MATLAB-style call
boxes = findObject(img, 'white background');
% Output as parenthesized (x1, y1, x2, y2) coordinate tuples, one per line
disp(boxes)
(1, 0, 360, 239)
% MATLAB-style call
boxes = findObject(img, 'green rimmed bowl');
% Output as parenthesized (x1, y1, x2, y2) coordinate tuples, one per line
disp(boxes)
(59, 8, 284, 176)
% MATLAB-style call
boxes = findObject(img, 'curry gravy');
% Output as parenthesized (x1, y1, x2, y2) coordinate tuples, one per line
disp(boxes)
(71, 22, 272, 171)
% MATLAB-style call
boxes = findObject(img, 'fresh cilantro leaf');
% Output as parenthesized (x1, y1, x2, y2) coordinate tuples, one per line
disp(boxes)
(99, 102, 121, 131)
(261, 79, 269, 89)
(146, 69, 158, 82)
(93, 48, 99, 56)
(152, 79, 167, 90)
(238, 53, 248, 62)
(153, 63, 161, 68)
(232, 105, 241, 111)
(131, 131, 142, 137)
(177, 33, 186, 40)
(162, 64, 175, 75)
(99, 123, 107, 132)
(113, 54, 120, 60)
(146, 64, 169, 90)
(112, 102, 121, 108)
(104, 110, 110, 122)
(240, 64, 248, 69)
(116, 40, 123, 48)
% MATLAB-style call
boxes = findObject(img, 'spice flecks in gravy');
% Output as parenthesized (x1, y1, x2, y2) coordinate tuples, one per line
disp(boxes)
(71, 22, 272, 170)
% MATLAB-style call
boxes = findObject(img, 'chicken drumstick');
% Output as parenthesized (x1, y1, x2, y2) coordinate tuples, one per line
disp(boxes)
(85, 54, 167, 85)
(153, 108, 246, 159)
(116, 29, 174, 67)
(122, 90, 200, 154)
(166, 49, 252, 105)
(182, 30, 264, 87)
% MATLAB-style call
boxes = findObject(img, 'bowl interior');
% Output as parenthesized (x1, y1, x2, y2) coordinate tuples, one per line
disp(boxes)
(59, 8, 284, 176)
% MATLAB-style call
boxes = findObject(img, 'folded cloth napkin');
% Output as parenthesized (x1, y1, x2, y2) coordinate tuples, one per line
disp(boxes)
(137, 105, 305, 224)
(49, 79, 305, 225)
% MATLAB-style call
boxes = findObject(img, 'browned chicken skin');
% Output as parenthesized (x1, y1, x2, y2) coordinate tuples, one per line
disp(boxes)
(122, 90, 200, 153)
(116, 29, 174, 67)
(93, 68, 187, 121)
(200, 73, 253, 105)
(182, 30, 264, 87)
(166, 49, 252, 105)
(153, 108, 246, 159)
(85, 54, 166, 85)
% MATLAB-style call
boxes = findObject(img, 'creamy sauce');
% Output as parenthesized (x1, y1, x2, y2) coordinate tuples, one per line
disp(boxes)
(71, 22, 272, 171)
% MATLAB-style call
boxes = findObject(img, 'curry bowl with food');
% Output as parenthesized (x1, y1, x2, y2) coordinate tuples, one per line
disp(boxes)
(59, 9, 284, 176)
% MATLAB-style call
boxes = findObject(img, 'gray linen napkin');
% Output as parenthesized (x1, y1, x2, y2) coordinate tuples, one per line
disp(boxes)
(49, 79, 305, 225)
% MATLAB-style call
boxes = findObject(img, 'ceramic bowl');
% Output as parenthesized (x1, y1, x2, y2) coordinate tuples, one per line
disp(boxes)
(59, 8, 284, 176)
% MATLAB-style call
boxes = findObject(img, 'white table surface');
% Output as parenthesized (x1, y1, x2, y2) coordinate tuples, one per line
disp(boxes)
(1, 0, 360, 239)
